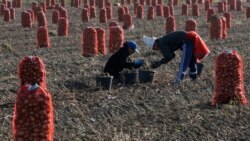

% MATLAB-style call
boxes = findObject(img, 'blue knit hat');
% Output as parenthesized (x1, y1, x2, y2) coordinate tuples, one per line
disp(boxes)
(127, 41, 139, 53)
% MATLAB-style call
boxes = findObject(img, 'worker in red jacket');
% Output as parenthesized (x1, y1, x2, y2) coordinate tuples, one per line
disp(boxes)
(142, 31, 210, 85)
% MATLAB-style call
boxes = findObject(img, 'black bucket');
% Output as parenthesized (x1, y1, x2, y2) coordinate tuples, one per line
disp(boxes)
(96, 76, 113, 90)
(139, 70, 155, 83)
(123, 72, 138, 84)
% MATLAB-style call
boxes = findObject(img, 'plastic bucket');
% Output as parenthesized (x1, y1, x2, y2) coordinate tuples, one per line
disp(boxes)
(96, 76, 113, 90)
(139, 70, 155, 83)
(124, 72, 138, 84)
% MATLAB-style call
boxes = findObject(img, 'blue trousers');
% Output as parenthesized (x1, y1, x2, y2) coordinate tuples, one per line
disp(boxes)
(175, 40, 197, 82)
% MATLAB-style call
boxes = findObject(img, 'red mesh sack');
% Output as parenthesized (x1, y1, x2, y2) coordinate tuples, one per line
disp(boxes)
(123, 6, 129, 14)
(0, 4, 5, 16)
(127, 0, 131, 4)
(106, 6, 112, 19)
(59, 6, 68, 19)
(16, 0, 22, 7)
(223, 0, 227, 12)
(212, 50, 247, 105)
(57, 17, 68, 36)
(61, 0, 65, 7)
(99, 8, 107, 23)
(74, 0, 80, 7)
(136, 5, 144, 18)
(163, 5, 170, 18)
(10, 7, 15, 20)
(186, 0, 191, 5)
(147, 6, 154, 20)
(82, 27, 98, 57)
(156, 4, 163, 16)
(31, 1, 38, 17)
(83, 0, 88, 5)
(123, 14, 133, 30)
(218, 2, 224, 13)
(21, 11, 32, 28)
(98, 0, 105, 9)
(173, 0, 179, 5)
(139, 0, 144, 5)
(90, 0, 95, 6)
(223, 12, 231, 28)
(7, 0, 12, 8)
(118, 6, 125, 21)
(4, 8, 10, 22)
(90, 6, 96, 18)
(158, 0, 163, 4)
(40, 2, 46, 12)
(96, 27, 107, 55)
(134, 2, 139, 15)
(236, 0, 242, 11)
(106, 1, 112, 7)
(152, 0, 157, 6)
(27, 9, 34, 22)
(82, 8, 89, 22)
(55, 3, 60, 10)
(46, 0, 51, 7)
(165, 16, 176, 33)
(209, 15, 222, 39)
(18, 56, 47, 87)
(12, 0, 16, 8)
(204, 0, 210, 11)
(37, 26, 50, 48)
(12, 85, 54, 141)
(221, 16, 227, 39)
(181, 4, 188, 15)
(206, 8, 214, 22)
(51, 0, 55, 5)
(192, 4, 200, 16)
(37, 11, 47, 27)
(246, 6, 250, 19)
(2, 0, 7, 5)
(168, 4, 173, 15)
(230, 0, 236, 10)
(185, 18, 197, 32)
(52, 10, 59, 24)
(121, 0, 125, 5)
(108, 25, 124, 53)
(146, 0, 151, 5)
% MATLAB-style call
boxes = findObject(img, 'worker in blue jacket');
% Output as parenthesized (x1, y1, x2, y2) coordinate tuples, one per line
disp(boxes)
(104, 41, 144, 82)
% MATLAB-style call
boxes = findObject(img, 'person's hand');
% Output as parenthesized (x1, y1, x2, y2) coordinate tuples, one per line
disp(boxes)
(151, 60, 162, 69)
(134, 59, 144, 69)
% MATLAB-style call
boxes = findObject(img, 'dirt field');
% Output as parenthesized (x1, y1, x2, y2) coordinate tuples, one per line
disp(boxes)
(0, 1, 250, 140)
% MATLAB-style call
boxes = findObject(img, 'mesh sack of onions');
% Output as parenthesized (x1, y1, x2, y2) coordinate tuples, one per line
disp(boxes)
(223, 12, 231, 28)
(106, 6, 112, 19)
(90, 6, 96, 18)
(204, 0, 210, 11)
(96, 27, 107, 55)
(82, 8, 89, 22)
(21, 11, 32, 28)
(181, 4, 188, 15)
(57, 17, 68, 36)
(99, 8, 107, 23)
(4, 8, 10, 22)
(37, 11, 47, 27)
(192, 4, 200, 16)
(82, 27, 98, 57)
(209, 15, 222, 39)
(37, 26, 50, 48)
(12, 84, 54, 141)
(221, 16, 227, 39)
(156, 4, 163, 16)
(136, 5, 144, 18)
(218, 2, 224, 13)
(206, 8, 214, 22)
(211, 50, 247, 105)
(185, 18, 197, 32)
(165, 16, 176, 33)
(118, 6, 125, 22)
(123, 13, 134, 30)
(108, 25, 124, 53)
(52, 10, 59, 24)
(147, 6, 154, 20)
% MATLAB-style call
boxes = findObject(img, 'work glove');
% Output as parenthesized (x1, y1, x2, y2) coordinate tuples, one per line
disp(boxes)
(197, 63, 204, 76)
(151, 60, 162, 69)
(134, 59, 144, 69)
